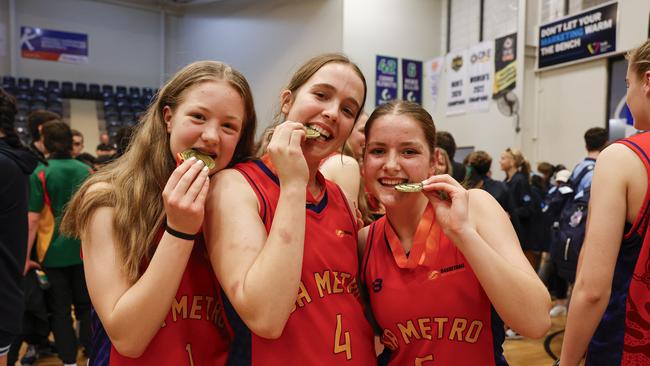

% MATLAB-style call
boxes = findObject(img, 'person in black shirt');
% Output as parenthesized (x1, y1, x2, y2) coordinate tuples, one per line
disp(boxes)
(500, 147, 542, 270)
(465, 150, 522, 238)
(436, 131, 466, 182)
(0, 88, 38, 366)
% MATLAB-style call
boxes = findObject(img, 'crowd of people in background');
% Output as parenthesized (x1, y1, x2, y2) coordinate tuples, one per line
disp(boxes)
(0, 39, 648, 366)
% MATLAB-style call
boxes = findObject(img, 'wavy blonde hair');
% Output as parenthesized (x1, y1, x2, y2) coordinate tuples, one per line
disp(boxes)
(61, 61, 257, 282)
(505, 147, 531, 179)
(627, 39, 650, 80)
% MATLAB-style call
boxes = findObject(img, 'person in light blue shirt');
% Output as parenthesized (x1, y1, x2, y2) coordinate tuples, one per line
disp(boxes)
(570, 127, 608, 193)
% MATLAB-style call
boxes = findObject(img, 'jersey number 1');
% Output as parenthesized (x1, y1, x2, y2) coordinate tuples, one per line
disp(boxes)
(334, 314, 352, 360)
(186, 343, 195, 366)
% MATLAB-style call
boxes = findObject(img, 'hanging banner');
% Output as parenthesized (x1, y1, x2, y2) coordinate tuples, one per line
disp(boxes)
(467, 42, 493, 112)
(20, 26, 88, 64)
(446, 50, 467, 116)
(538, 2, 617, 69)
(492, 33, 517, 99)
(376, 55, 398, 106)
(425, 57, 444, 110)
(401, 58, 422, 105)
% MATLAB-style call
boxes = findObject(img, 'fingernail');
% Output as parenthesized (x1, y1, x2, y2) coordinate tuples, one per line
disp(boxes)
(188, 156, 197, 161)
(196, 159, 205, 166)
(202, 166, 209, 172)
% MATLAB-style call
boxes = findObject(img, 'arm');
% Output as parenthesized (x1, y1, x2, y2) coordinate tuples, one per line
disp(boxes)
(25, 212, 41, 274)
(423, 175, 551, 338)
(320, 154, 361, 208)
(559, 145, 637, 366)
(85, 158, 210, 358)
(205, 122, 309, 339)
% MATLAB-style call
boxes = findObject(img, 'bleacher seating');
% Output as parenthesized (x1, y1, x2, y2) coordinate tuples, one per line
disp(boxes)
(2, 75, 155, 143)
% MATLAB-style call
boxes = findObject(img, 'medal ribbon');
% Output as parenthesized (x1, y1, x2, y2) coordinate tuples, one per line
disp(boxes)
(385, 203, 441, 269)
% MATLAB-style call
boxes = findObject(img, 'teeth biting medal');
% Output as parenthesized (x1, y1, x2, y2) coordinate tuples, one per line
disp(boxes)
(176, 149, 216, 169)
(305, 126, 321, 139)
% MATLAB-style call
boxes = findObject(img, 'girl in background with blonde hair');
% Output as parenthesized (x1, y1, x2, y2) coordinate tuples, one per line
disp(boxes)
(500, 148, 542, 269)
(61, 61, 257, 365)
(559, 39, 650, 366)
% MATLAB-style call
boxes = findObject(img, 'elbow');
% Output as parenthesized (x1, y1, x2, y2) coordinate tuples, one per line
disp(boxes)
(524, 315, 552, 340)
(247, 316, 288, 340)
(582, 288, 608, 305)
(112, 339, 148, 359)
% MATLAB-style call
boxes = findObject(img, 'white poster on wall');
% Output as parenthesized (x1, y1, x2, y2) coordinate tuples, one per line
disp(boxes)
(467, 41, 493, 112)
(446, 50, 467, 116)
(0, 22, 6, 57)
(425, 57, 444, 111)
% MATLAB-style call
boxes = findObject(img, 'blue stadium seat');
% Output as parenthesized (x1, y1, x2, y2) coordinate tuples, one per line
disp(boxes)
(89, 83, 101, 99)
(61, 82, 74, 98)
(47, 102, 63, 115)
(18, 77, 30, 87)
(32, 79, 46, 91)
(47, 80, 60, 91)
(75, 82, 88, 99)
(2, 76, 16, 86)
(30, 100, 47, 111)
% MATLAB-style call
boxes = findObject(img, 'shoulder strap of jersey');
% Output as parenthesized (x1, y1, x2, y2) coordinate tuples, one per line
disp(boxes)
(617, 131, 650, 237)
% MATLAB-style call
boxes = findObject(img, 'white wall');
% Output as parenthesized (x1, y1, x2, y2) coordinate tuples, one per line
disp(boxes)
(532, 0, 650, 169)
(172, 0, 344, 131)
(13, 0, 165, 87)
(343, 0, 442, 115)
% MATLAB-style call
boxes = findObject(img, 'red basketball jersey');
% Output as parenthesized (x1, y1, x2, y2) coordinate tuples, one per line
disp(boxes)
(104, 234, 231, 365)
(620, 131, 650, 366)
(225, 156, 376, 365)
(362, 205, 507, 365)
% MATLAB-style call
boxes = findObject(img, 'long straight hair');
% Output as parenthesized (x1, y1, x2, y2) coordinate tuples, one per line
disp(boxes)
(61, 61, 257, 282)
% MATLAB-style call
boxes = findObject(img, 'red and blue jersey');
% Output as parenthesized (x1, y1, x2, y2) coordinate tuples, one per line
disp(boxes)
(586, 131, 650, 366)
(225, 156, 376, 365)
(362, 204, 507, 365)
(91, 233, 231, 366)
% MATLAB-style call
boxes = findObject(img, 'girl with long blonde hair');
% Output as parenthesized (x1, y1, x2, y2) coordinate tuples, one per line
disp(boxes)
(61, 60, 257, 365)
(205, 53, 376, 365)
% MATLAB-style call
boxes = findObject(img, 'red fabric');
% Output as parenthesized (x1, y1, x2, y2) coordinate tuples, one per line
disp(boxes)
(109, 234, 231, 365)
(362, 215, 501, 365)
(231, 157, 375, 365)
(620, 132, 650, 365)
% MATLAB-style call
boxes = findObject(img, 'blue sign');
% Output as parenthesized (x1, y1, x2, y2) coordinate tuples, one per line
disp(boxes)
(376, 55, 398, 106)
(401, 59, 422, 105)
(538, 2, 617, 69)
(21, 26, 88, 64)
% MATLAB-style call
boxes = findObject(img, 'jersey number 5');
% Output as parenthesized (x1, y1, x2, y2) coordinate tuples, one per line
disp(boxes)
(334, 314, 352, 360)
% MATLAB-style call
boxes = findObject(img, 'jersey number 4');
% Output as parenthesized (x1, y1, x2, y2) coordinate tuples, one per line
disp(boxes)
(334, 314, 352, 360)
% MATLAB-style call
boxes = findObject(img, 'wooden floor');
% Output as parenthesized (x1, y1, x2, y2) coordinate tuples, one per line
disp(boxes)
(503, 314, 566, 366)
(19, 315, 576, 366)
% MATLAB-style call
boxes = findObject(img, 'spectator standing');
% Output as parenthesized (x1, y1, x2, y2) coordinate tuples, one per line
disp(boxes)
(28, 120, 92, 366)
(0, 89, 38, 366)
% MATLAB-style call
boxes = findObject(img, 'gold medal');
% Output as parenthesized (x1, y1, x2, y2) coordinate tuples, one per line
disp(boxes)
(394, 182, 424, 193)
(394, 182, 449, 200)
(305, 126, 321, 139)
(178, 149, 216, 170)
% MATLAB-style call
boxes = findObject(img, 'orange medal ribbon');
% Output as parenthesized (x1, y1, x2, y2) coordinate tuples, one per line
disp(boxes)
(385, 204, 441, 269)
